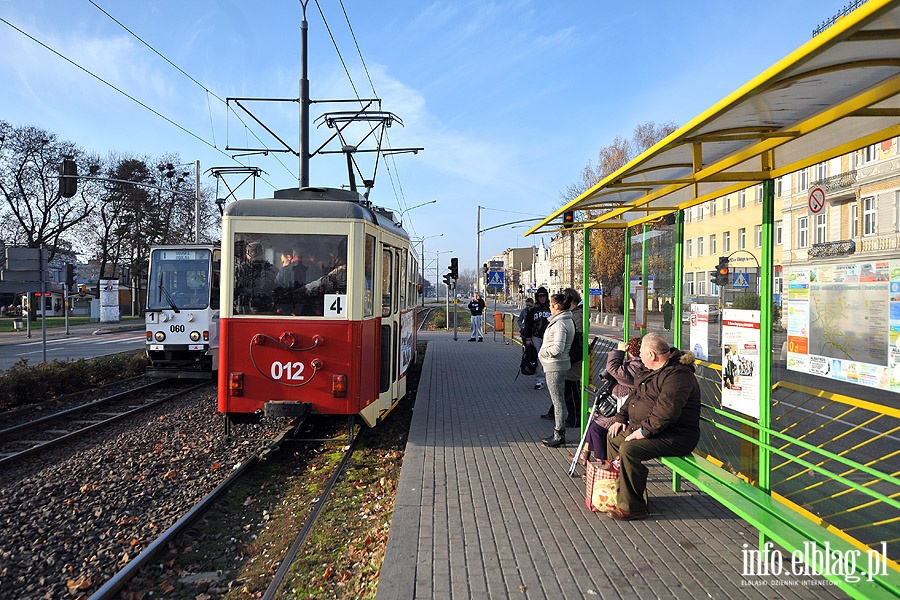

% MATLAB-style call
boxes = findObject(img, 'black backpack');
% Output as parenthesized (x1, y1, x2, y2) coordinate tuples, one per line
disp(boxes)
(569, 330, 583, 363)
(519, 344, 538, 376)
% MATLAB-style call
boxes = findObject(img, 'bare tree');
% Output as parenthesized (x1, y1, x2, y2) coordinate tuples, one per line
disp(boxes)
(0, 121, 93, 261)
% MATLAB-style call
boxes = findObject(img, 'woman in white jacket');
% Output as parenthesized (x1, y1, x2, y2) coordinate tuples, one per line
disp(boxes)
(539, 291, 576, 447)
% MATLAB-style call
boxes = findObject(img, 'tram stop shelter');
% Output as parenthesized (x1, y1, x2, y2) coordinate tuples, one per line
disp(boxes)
(527, 1, 900, 597)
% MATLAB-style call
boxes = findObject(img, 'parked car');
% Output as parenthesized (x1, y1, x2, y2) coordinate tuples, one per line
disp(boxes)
(682, 306, 720, 323)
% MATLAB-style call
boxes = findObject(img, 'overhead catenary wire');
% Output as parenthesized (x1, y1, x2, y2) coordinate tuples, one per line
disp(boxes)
(88, 0, 294, 183)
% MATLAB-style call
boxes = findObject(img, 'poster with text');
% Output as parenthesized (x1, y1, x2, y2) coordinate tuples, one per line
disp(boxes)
(688, 303, 710, 360)
(786, 261, 900, 392)
(721, 309, 761, 419)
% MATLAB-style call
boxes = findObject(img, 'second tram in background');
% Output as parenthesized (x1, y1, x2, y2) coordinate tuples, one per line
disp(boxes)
(145, 244, 221, 378)
(217, 187, 419, 431)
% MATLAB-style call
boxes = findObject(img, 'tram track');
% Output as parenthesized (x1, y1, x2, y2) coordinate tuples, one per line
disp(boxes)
(0, 379, 206, 467)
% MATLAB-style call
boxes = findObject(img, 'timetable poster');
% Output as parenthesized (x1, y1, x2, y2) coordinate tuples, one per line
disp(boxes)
(721, 309, 761, 419)
(786, 261, 900, 392)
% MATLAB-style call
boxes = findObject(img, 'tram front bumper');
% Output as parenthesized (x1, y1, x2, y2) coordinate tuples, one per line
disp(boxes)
(264, 401, 312, 418)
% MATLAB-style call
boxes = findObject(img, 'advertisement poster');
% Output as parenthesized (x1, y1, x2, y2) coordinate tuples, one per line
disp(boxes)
(721, 309, 761, 419)
(688, 303, 710, 360)
(99, 279, 120, 323)
(786, 261, 900, 392)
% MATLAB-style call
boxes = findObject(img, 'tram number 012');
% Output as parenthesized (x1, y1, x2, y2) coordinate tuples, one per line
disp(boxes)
(170, 324, 185, 333)
(271, 361, 305, 381)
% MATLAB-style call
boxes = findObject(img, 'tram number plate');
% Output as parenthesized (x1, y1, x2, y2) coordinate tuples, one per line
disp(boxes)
(324, 294, 347, 317)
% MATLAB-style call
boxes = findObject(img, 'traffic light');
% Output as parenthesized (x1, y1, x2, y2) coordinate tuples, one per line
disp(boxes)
(449, 257, 459, 280)
(563, 210, 575, 229)
(442, 272, 453, 287)
(713, 256, 730, 286)
(59, 158, 78, 198)
(65, 264, 74, 289)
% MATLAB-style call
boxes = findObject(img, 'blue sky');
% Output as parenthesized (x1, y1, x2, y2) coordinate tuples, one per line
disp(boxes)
(0, 0, 835, 279)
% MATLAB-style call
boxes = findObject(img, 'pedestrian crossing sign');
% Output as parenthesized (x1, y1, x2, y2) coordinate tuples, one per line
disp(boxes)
(732, 272, 750, 288)
(487, 271, 504, 287)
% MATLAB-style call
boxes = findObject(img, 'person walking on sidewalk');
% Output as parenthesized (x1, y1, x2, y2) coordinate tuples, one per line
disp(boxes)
(662, 299, 674, 331)
(467, 292, 486, 341)
(538, 291, 576, 448)
(607, 332, 701, 520)
(522, 287, 551, 390)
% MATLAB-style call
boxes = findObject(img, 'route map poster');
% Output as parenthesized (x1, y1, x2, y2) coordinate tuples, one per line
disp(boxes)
(721, 309, 761, 419)
(786, 261, 899, 392)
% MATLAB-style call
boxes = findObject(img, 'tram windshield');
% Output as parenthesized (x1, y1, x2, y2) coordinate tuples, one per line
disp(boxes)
(147, 248, 213, 311)
(233, 233, 347, 316)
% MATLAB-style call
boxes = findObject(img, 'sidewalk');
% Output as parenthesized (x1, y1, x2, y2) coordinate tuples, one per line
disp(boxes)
(377, 331, 843, 599)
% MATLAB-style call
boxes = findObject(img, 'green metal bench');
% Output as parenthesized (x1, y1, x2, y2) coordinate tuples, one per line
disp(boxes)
(660, 453, 898, 599)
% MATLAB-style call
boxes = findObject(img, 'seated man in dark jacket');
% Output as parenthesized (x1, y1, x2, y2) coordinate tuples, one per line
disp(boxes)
(606, 332, 701, 520)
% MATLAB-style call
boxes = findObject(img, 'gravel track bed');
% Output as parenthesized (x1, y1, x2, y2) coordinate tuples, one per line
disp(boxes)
(0, 384, 289, 600)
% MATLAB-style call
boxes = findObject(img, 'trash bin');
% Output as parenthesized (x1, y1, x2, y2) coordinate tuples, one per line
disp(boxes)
(493, 312, 504, 332)
(13, 318, 23, 331)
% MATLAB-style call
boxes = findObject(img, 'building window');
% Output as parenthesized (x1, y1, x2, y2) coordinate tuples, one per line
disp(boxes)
(684, 272, 695, 296)
(686, 239, 693, 258)
(861, 144, 879, 164)
(697, 204, 705, 221)
(775, 220, 782, 246)
(738, 227, 746, 250)
(815, 213, 827, 244)
(755, 224, 762, 248)
(723, 231, 731, 252)
(798, 168, 809, 191)
(710, 234, 717, 255)
(815, 161, 827, 183)
(851, 204, 859, 238)
(738, 189, 747, 209)
(775, 176, 783, 197)
(698, 278, 706, 296)
(724, 195, 731, 213)
(698, 236, 705, 256)
(709, 200, 717, 217)
(863, 196, 876, 235)
(755, 183, 763, 204)
(798, 216, 809, 248)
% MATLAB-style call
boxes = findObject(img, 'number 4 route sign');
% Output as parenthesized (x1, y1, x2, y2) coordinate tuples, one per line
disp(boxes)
(487, 271, 504, 287)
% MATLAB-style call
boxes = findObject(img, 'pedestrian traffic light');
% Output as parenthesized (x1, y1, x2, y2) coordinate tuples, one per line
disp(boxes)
(59, 158, 78, 198)
(563, 210, 574, 229)
(442, 272, 453, 287)
(450, 257, 459, 280)
(714, 256, 730, 286)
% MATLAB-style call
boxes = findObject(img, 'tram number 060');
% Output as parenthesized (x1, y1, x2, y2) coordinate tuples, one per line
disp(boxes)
(271, 361, 305, 381)
(170, 324, 185, 333)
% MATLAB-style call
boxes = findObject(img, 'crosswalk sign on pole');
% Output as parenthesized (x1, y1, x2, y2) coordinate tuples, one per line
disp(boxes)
(487, 271, 504, 287)
(732, 272, 750, 288)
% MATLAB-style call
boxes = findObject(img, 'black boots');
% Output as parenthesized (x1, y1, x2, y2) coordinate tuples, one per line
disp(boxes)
(542, 430, 565, 448)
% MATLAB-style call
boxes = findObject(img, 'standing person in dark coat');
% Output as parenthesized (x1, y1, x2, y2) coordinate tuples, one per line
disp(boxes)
(467, 292, 486, 341)
(522, 287, 551, 390)
(607, 332, 701, 520)
(662, 299, 674, 331)
(563, 288, 584, 428)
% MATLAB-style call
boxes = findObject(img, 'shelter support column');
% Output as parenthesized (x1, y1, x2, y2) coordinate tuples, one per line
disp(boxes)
(758, 178, 775, 547)
(580, 227, 591, 434)
(623, 227, 632, 341)
(673, 210, 684, 343)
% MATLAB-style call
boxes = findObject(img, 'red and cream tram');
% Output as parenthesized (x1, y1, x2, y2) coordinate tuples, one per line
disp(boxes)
(217, 187, 419, 430)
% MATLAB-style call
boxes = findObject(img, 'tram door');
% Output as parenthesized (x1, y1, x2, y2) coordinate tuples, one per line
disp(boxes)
(379, 246, 402, 409)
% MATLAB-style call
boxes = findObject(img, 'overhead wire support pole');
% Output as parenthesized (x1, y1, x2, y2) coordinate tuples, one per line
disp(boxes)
(299, 0, 310, 188)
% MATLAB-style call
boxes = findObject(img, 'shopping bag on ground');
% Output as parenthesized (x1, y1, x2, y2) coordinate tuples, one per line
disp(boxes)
(585, 459, 619, 513)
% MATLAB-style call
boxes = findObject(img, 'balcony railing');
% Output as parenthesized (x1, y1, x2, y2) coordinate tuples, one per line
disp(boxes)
(811, 169, 857, 192)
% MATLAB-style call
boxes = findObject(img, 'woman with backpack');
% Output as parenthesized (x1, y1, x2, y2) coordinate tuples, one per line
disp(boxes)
(538, 291, 577, 448)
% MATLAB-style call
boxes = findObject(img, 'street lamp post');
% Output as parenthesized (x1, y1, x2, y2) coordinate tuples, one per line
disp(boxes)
(412, 233, 443, 306)
(398, 199, 437, 226)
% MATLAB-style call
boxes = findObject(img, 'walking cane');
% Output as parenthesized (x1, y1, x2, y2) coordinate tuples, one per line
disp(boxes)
(568, 378, 613, 477)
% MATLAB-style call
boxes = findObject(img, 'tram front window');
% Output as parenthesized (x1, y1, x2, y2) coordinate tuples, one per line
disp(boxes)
(147, 249, 211, 311)
(233, 233, 347, 316)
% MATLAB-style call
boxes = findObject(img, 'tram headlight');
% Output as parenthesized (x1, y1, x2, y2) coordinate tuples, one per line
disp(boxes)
(189, 331, 201, 342)
(332, 374, 348, 398)
(154, 331, 166, 342)
(203, 330, 209, 341)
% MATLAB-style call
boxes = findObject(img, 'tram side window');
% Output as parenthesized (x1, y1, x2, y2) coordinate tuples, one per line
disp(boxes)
(382, 249, 393, 317)
(364, 235, 375, 317)
(233, 233, 347, 317)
